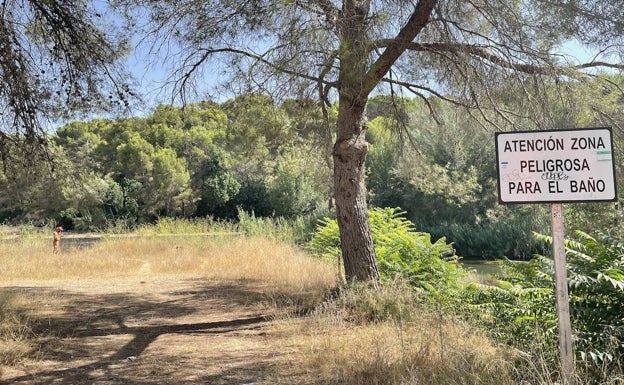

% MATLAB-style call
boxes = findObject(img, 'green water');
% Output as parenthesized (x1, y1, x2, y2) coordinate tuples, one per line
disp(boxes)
(462, 260, 502, 277)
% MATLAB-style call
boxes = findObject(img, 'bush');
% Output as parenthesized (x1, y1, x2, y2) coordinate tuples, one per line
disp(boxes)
(559, 231, 624, 369)
(308, 207, 466, 296)
(462, 257, 558, 361)
(465, 231, 624, 382)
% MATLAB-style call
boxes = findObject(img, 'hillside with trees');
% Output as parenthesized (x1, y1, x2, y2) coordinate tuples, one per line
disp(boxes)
(2, 76, 624, 259)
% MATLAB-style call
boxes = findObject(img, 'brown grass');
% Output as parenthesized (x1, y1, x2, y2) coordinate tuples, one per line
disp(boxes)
(272, 282, 520, 385)
(1, 235, 338, 313)
(0, 235, 336, 286)
(0, 291, 37, 366)
(0, 234, 572, 385)
(0, 235, 337, 374)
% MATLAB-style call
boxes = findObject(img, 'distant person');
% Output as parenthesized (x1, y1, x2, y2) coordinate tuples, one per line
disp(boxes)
(53, 226, 63, 253)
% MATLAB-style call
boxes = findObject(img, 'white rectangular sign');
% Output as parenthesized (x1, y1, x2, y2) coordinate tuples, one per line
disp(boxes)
(496, 127, 617, 203)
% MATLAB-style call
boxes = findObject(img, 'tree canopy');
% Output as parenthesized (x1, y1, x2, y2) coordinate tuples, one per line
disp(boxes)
(3, 0, 624, 283)
(125, 1, 624, 117)
(118, 0, 624, 282)
(0, 0, 133, 159)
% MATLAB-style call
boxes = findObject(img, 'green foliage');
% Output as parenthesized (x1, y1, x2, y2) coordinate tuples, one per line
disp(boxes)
(237, 208, 329, 245)
(307, 216, 341, 262)
(15, 223, 43, 237)
(115, 132, 155, 180)
(267, 170, 319, 217)
(148, 148, 191, 216)
(135, 217, 237, 235)
(466, 231, 624, 378)
(365, 100, 554, 259)
(265, 144, 328, 218)
(4, 85, 624, 270)
(48, 103, 235, 224)
(426, 211, 548, 260)
(463, 257, 559, 360)
(1, 0, 132, 148)
(309, 208, 464, 295)
(221, 93, 293, 165)
(7, 96, 331, 227)
(198, 172, 241, 216)
(552, 231, 624, 368)
(192, 145, 240, 217)
(370, 208, 461, 291)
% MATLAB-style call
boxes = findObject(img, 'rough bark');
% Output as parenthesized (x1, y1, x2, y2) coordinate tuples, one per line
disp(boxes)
(331, 0, 380, 283)
(333, 96, 380, 283)
(332, 0, 436, 282)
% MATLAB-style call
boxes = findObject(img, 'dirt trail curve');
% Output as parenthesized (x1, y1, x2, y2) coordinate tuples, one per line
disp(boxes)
(0, 278, 296, 385)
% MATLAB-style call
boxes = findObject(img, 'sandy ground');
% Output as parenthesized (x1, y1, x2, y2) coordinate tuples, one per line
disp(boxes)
(0, 278, 303, 385)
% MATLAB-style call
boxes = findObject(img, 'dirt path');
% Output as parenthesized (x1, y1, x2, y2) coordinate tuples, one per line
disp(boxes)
(0, 278, 301, 385)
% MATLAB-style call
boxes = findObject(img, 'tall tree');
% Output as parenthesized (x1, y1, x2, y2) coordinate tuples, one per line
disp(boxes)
(123, 0, 624, 282)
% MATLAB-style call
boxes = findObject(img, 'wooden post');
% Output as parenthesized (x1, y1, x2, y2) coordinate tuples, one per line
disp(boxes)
(551, 203, 575, 385)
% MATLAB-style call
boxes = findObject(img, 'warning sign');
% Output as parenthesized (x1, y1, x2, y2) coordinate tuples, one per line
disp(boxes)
(495, 127, 617, 203)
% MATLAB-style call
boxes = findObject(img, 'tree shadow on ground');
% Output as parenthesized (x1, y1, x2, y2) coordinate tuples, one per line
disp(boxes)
(0, 279, 286, 385)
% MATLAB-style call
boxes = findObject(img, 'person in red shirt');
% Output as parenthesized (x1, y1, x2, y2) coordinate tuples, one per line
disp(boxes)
(53, 226, 63, 254)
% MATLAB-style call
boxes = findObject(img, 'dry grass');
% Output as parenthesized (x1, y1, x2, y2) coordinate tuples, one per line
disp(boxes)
(0, 235, 337, 374)
(285, 320, 514, 385)
(1, 234, 596, 385)
(271, 282, 520, 385)
(0, 291, 37, 366)
(0, 235, 336, 287)
(0, 234, 339, 323)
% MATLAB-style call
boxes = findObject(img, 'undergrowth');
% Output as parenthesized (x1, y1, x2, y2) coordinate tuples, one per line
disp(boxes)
(0, 292, 35, 366)
(3, 214, 624, 384)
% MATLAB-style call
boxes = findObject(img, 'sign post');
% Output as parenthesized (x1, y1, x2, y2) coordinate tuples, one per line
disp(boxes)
(495, 127, 617, 385)
(551, 203, 574, 385)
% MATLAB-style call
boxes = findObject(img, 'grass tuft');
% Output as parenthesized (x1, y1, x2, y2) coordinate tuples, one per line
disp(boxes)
(291, 281, 518, 385)
(0, 292, 35, 366)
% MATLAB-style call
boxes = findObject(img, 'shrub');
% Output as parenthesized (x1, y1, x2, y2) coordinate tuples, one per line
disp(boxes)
(462, 256, 558, 361)
(557, 231, 624, 369)
(308, 207, 465, 296)
(465, 231, 624, 381)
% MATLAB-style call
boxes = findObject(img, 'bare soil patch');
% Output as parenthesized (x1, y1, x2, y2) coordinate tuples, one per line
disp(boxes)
(0, 277, 304, 385)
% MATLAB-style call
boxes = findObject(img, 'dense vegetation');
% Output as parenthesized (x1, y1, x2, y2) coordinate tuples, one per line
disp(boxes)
(1, 95, 331, 230)
(2, 74, 624, 383)
(2, 214, 622, 384)
(2, 1, 624, 383)
(308, 209, 624, 383)
(3, 75, 624, 258)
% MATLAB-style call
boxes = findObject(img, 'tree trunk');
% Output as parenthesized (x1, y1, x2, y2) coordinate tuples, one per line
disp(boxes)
(332, 0, 380, 283)
(333, 95, 380, 283)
